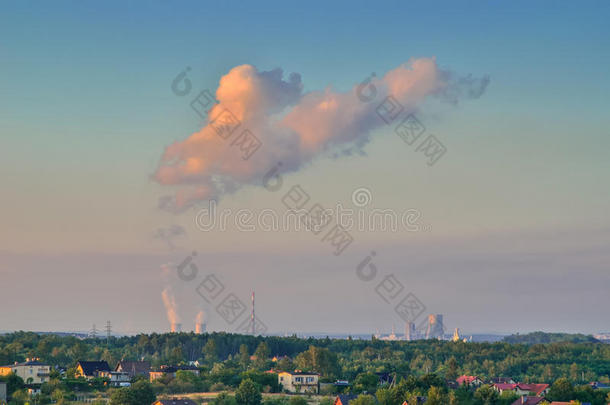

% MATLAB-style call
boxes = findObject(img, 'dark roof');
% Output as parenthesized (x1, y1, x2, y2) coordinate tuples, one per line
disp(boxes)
(2, 360, 48, 367)
(510, 397, 546, 405)
(335, 395, 358, 405)
(283, 370, 319, 376)
(115, 361, 150, 376)
(154, 399, 197, 405)
(77, 361, 111, 376)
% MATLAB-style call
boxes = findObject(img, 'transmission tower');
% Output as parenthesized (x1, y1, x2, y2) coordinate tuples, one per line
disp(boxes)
(105, 321, 112, 345)
(90, 324, 98, 339)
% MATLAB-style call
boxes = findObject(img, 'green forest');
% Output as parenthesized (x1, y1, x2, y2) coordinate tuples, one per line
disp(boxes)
(0, 331, 608, 405)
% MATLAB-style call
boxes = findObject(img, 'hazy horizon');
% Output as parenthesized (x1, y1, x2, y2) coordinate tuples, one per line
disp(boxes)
(1, 1, 609, 337)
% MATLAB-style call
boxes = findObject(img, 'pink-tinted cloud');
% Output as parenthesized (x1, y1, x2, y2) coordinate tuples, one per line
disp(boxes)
(155, 58, 488, 211)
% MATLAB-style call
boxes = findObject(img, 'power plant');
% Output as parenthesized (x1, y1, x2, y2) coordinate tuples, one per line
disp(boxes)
(425, 314, 445, 339)
(195, 310, 206, 334)
(405, 321, 416, 341)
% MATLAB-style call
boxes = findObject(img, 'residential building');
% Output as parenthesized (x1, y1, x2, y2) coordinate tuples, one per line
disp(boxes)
(115, 360, 151, 378)
(0, 358, 51, 385)
(334, 395, 358, 405)
(456, 375, 484, 387)
(152, 399, 198, 405)
(510, 397, 549, 405)
(278, 371, 319, 394)
(98, 370, 131, 387)
(490, 377, 516, 384)
(149, 365, 199, 382)
(589, 381, 610, 389)
(495, 383, 550, 396)
(75, 361, 111, 380)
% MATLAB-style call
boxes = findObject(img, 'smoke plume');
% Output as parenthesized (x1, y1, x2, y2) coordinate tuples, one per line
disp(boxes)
(161, 287, 180, 325)
(155, 58, 489, 211)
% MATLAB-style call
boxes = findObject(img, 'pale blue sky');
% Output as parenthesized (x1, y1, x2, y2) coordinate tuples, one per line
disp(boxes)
(0, 1, 609, 335)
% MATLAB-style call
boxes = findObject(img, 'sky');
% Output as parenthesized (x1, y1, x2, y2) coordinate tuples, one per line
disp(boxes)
(1, 0, 609, 336)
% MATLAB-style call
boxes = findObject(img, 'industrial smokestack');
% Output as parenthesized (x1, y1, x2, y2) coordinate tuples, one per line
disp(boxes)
(405, 321, 415, 341)
(162, 288, 181, 333)
(195, 311, 206, 334)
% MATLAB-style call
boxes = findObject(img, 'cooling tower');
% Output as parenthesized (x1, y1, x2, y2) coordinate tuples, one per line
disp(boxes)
(425, 314, 444, 339)
(405, 321, 416, 341)
(170, 323, 182, 333)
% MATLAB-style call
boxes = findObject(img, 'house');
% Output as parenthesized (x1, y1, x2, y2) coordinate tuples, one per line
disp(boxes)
(515, 384, 550, 396)
(510, 397, 549, 405)
(548, 402, 585, 405)
(115, 360, 151, 378)
(98, 370, 131, 387)
(589, 381, 610, 389)
(456, 375, 484, 387)
(495, 383, 549, 397)
(0, 358, 51, 384)
(334, 395, 358, 405)
(149, 365, 200, 382)
(278, 371, 319, 394)
(490, 377, 516, 384)
(75, 361, 111, 379)
(152, 399, 198, 405)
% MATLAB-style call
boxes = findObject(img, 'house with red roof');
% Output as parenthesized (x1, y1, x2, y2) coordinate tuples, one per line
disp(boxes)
(495, 383, 550, 396)
(456, 375, 484, 387)
(510, 397, 549, 405)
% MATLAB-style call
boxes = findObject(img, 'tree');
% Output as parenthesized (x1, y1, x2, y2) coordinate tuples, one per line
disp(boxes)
(203, 339, 219, 364)
(130, 380, 156, 405)
(376, 387, 394, 405)
(212, 392, 238, 405)
(425, 386, 448, 405)
(239, 344, 250, 369)
(235, 378, 262, 405)
(0, 372, 24, 397)
(445, 356, 459, 381)
(474, 385, 499, 405)
(110, 388, 135, 405)
(548, 378, 575, 401)
(353, 372, 379, 394)
(351, 394, 376, 405)
(253, 342, 270, 369)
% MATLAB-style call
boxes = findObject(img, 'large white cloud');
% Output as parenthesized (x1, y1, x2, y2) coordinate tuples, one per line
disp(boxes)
(155, 58, 488, 211)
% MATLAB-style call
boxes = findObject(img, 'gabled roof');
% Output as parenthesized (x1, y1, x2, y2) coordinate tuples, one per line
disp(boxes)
(516, 383, 549, 395)
(154, 399, 198, 405)
(115, 361, 150, 375)
(76, 361, 111, 376)
(456, 375, 481, 385)
(510, 397, 547, 405)
(335, 395, 358, 405)
(495, 383, 549, 396)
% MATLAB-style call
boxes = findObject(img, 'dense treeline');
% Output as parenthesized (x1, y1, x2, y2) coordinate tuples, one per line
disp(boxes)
(1, 331, 609, 404)
(503, 332, 600, 344)
(1, 331, 609, 383)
